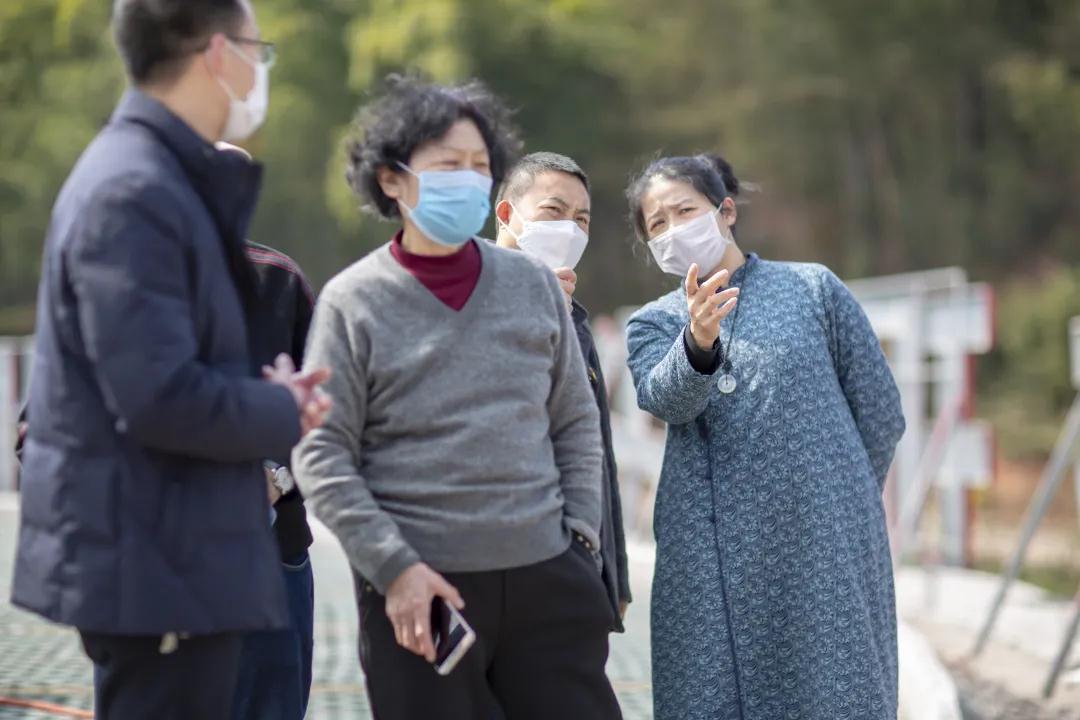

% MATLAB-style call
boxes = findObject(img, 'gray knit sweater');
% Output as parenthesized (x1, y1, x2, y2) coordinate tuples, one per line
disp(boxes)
(293, 239, 603, 592)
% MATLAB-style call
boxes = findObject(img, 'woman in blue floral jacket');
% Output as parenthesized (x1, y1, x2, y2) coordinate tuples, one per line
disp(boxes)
(625, 154, 906, 720)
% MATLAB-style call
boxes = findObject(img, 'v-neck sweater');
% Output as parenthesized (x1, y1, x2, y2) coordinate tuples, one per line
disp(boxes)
(389, 231, 481, 311)
(292, 238, 604, 592)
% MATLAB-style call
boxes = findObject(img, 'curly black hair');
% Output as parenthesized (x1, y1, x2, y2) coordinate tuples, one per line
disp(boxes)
(346, 74, 522, 220)
(626, 154, 740, 242)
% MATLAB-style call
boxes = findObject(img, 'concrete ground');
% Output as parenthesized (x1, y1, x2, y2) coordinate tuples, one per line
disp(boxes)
(11, 490, 1074, 720)
(0, 493, 656, 719)
(895, 565, 1080, 720)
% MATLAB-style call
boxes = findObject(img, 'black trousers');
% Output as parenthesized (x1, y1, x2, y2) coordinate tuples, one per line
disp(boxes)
(355, 542, 623, 720)
(79, 631, 242, 720)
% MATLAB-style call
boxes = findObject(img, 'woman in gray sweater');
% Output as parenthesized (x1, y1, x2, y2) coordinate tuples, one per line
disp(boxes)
(292, 75, 621, 720)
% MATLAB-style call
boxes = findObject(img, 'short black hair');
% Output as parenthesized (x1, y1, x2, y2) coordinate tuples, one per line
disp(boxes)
(495, 152, 590, 206)
(346, 74, 522, 220)
(626, 154, 740, 242)
(112, 0, 247, 85)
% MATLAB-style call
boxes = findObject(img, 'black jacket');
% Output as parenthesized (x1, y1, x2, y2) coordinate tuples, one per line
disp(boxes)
(572, 300, 632, 631)
(11, 89, 299, 635)
(245, 241, 315, 559)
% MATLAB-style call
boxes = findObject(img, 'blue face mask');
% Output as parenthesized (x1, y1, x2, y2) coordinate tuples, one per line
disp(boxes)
(397, 162, 493, 247)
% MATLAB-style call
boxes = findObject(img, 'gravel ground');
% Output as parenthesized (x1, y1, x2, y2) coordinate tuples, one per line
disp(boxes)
(897, 566, 1080, 720)
(953, 664, 1080, 720)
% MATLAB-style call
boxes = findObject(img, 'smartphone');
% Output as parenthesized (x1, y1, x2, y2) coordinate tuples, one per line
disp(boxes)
(430, 597, 476, 676)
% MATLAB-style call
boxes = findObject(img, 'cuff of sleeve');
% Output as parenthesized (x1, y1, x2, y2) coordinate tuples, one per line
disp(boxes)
(370, 545, 422, 595)
(683, 324, 722, 375)
(250, 381, 304, 457)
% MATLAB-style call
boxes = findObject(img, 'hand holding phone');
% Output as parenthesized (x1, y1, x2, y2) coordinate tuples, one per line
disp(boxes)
(385, 563, 465, 663)
(430, 597, 476, 676)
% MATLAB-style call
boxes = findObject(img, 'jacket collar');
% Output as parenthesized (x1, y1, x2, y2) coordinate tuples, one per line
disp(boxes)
(111, 89, 263, 243)
(571, 297, 590, 325)
(570, 298, 595, 356)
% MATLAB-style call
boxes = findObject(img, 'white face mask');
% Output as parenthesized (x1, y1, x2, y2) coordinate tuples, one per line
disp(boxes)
(503, 202, 589, 270)
(217, 41, 269, 142)
(647, 207, 731, 277)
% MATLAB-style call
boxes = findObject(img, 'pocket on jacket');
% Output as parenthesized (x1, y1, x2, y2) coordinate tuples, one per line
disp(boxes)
(155, 480, 194, 568)
(23, 442, 119, 541)
(71, 462, 120, 541)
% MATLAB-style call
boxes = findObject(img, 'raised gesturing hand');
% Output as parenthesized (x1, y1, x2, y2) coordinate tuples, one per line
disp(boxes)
(685, 263, 740, 351)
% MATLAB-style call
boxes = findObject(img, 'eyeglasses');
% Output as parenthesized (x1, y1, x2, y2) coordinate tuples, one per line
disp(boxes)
(227, 36, 276, 67)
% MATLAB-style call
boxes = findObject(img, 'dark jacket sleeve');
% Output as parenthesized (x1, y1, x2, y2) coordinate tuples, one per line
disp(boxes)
(291, 272, 315, 368)
(277, 267, 316, 476)
(683, 324, 723, 374)
(68, 182, 301, 462)
(573, 307, 632, 629)
(594, 347, 632, 608)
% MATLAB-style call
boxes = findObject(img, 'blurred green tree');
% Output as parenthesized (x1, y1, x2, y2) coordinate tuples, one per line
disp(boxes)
(0, 0, 121, 316)
(2, 0, 1079, 455)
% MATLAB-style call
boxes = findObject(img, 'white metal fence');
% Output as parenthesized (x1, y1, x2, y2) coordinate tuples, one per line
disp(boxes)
(595, 266, 999, 556)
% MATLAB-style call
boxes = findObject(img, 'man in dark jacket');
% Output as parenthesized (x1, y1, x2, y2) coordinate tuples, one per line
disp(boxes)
(494, 152, 632, 631)
(220, 143, 318, 720)
(14, 235, 321, 720)
(10, 2, 329, 718)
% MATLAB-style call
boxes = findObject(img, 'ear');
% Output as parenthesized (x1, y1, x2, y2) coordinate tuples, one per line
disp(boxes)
(376, 165, 405, 201)
(719, 196, 738, 228)
(201, 32, 229, 77)
(494, 199, 513, 227)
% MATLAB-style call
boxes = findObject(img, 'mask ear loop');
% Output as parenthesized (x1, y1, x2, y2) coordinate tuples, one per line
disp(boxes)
(499, 200, 526, 241)
(217, 41, 260, 102)
(394, 161, 422, 216)
(714, 201, 736, 241)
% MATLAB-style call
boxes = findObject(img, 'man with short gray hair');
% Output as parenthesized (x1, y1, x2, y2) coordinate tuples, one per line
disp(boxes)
(495, 151, 632, 631)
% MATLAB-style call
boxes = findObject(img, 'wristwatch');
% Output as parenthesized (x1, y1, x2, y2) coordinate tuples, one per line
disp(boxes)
(264, 461, 296, 496)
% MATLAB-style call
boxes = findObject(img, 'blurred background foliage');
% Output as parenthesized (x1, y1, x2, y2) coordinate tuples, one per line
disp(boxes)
(2, 0, 1079, 456)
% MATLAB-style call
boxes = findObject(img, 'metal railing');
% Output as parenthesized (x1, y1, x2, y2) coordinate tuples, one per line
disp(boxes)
(0, 336, 32, 492)
(971, 316, 1080, 698)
